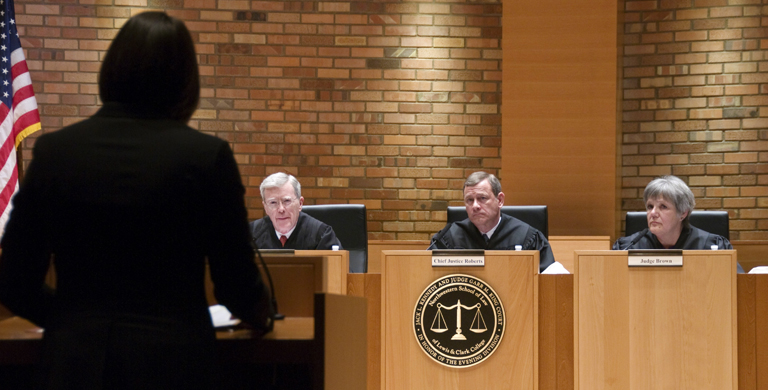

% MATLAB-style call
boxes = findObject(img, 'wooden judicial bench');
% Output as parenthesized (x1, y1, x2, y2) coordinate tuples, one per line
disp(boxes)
(573, 250, 738, 390)
(358, 238, 609, 390)
(379, 250, 540, 390)
(0, 250, 365, 390)
(3, 244, 768, 390)
(537, 250, 768, 390)
(367, 236, 612, 274)
(355, 243, 768, 390)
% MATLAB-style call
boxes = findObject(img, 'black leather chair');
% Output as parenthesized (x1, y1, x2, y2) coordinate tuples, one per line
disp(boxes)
(446, 205, 548, 238)
(625, 210, 730, 240)
(302, 204, 368, 273)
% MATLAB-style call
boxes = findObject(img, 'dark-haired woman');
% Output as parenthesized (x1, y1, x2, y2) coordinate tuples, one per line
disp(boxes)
(0, 12, 271, 389)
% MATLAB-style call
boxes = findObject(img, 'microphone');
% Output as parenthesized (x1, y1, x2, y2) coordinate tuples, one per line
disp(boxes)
(621, 228, 648, 250)
(254, 246, 285, 320)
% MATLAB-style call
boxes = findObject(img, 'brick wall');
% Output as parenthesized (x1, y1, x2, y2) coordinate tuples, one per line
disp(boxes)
(622, 0, 768, 240)
(14, 0, 768, 241)
(16, 0, 502, 241)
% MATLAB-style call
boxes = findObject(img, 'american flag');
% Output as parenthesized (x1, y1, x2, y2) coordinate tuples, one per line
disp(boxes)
(0, 0, 41, 237)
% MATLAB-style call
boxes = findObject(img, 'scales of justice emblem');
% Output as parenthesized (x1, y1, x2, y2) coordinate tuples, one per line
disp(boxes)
(432, 299, 484, 340)
(413, 274, 505, 368)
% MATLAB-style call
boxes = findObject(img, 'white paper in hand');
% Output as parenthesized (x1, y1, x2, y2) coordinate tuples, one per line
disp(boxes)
(208, 304, 241, 327)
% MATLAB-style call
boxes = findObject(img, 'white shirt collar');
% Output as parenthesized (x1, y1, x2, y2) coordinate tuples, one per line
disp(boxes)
(481, 214, 502, 239)
(275, 225, 297, 240)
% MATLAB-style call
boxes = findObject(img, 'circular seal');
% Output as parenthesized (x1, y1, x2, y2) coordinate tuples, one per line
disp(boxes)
(413, 274, 505, 368)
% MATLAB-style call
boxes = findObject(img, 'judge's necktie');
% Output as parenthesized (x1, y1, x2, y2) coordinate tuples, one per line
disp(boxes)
(482, 234, 490, 244)
(280, 235, 288, 247)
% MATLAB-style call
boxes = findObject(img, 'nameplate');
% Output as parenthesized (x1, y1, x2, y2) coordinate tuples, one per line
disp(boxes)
(431, 250, 485, 267)
(628, 249, 683, 267)
(258, 249, 295, 256)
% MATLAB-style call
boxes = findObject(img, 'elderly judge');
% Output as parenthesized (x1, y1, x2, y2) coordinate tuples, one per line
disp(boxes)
(613, 175, 744, 272)
(250, 172, 342, 250)
(613, 175, 733, 250)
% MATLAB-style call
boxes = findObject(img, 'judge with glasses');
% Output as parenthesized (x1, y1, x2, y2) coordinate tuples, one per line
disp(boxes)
(249, 172, 342, 250)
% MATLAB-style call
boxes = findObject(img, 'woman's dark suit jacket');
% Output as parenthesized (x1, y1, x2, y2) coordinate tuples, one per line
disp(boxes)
(0, 103, 271, 389)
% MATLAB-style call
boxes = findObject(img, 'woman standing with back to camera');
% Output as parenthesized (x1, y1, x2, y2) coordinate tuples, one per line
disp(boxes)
(0, 12, 271, 389)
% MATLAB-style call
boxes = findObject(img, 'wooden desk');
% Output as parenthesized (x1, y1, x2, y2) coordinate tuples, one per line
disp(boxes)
(206, 250, 349, 318)
(574, 250, 738, 390)
(366, 237, 611, 275)
(367, 240, 429, 274)
(1, 250, 350, 322)
(0, 293, 366, 390)
(380, 250, 539, 390)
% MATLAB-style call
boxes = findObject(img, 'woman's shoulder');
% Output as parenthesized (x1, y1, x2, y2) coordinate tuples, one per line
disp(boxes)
(687, 225, 733, 249)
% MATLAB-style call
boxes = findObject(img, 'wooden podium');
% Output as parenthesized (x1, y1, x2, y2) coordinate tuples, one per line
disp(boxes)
(206, 250, 349, 317)
(574, 250, 738, 390)
(0, 293, 366, 390)
(380, 250, 539, 390)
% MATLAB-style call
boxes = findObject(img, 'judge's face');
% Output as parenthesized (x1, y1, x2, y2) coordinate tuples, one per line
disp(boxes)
(464, 179, 505, 234)
(646, 196, 686, 246)
(263, 182, 304, 235)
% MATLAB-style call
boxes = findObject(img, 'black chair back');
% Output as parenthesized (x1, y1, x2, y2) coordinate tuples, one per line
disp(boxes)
(625, 210, 730, 240)
(302, 204, 368, 273)
(446, 205, 548, 238)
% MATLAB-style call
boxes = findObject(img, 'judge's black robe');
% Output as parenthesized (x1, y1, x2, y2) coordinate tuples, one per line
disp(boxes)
(612, 225, 744, 273)
(428, 213, 555, 273)
(250, 212, 342, 250)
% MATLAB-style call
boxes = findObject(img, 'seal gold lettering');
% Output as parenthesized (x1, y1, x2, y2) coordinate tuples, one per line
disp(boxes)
(413, 274, 505, 368)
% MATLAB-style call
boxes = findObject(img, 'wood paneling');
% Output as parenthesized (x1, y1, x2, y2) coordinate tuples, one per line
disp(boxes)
(347, 273, 382, 390)
(502, 0, 620, 237)
(548, 236, 611, 273)
(732, 241, 768, 272)
(380, 250, 538, 390)
(539, 274, 574, 390)
(737, 274, 768, 390)
(321, 293, 368, 390)
(368, 237, 611, 275)
(206, 250, 349, 318)
(575, 250, 738, 390)
(367, 240, 429, 274)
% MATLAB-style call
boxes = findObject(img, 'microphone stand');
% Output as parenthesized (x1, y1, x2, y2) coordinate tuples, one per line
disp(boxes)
(254, 247, 285, 320)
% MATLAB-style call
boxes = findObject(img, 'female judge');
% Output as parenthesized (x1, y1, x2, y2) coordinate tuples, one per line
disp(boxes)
(613, 175, 742, 272)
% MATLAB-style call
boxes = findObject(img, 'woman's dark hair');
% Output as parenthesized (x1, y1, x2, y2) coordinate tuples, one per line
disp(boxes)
(99, 12, 199, 122)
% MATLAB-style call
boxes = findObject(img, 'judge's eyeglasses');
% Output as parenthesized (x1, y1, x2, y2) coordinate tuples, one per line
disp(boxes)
(265, 197, 298, 210)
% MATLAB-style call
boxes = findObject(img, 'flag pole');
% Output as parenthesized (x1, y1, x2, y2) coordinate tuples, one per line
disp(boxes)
(15, 143, 23, 179)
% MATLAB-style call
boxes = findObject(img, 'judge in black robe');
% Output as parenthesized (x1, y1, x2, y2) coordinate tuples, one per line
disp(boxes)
(428, 213, 556, 273)
(613, 225, 731, 251)
(250, 212, 341, 250)
(614, 175, 743, 273)
(612, 225, 744, 273)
